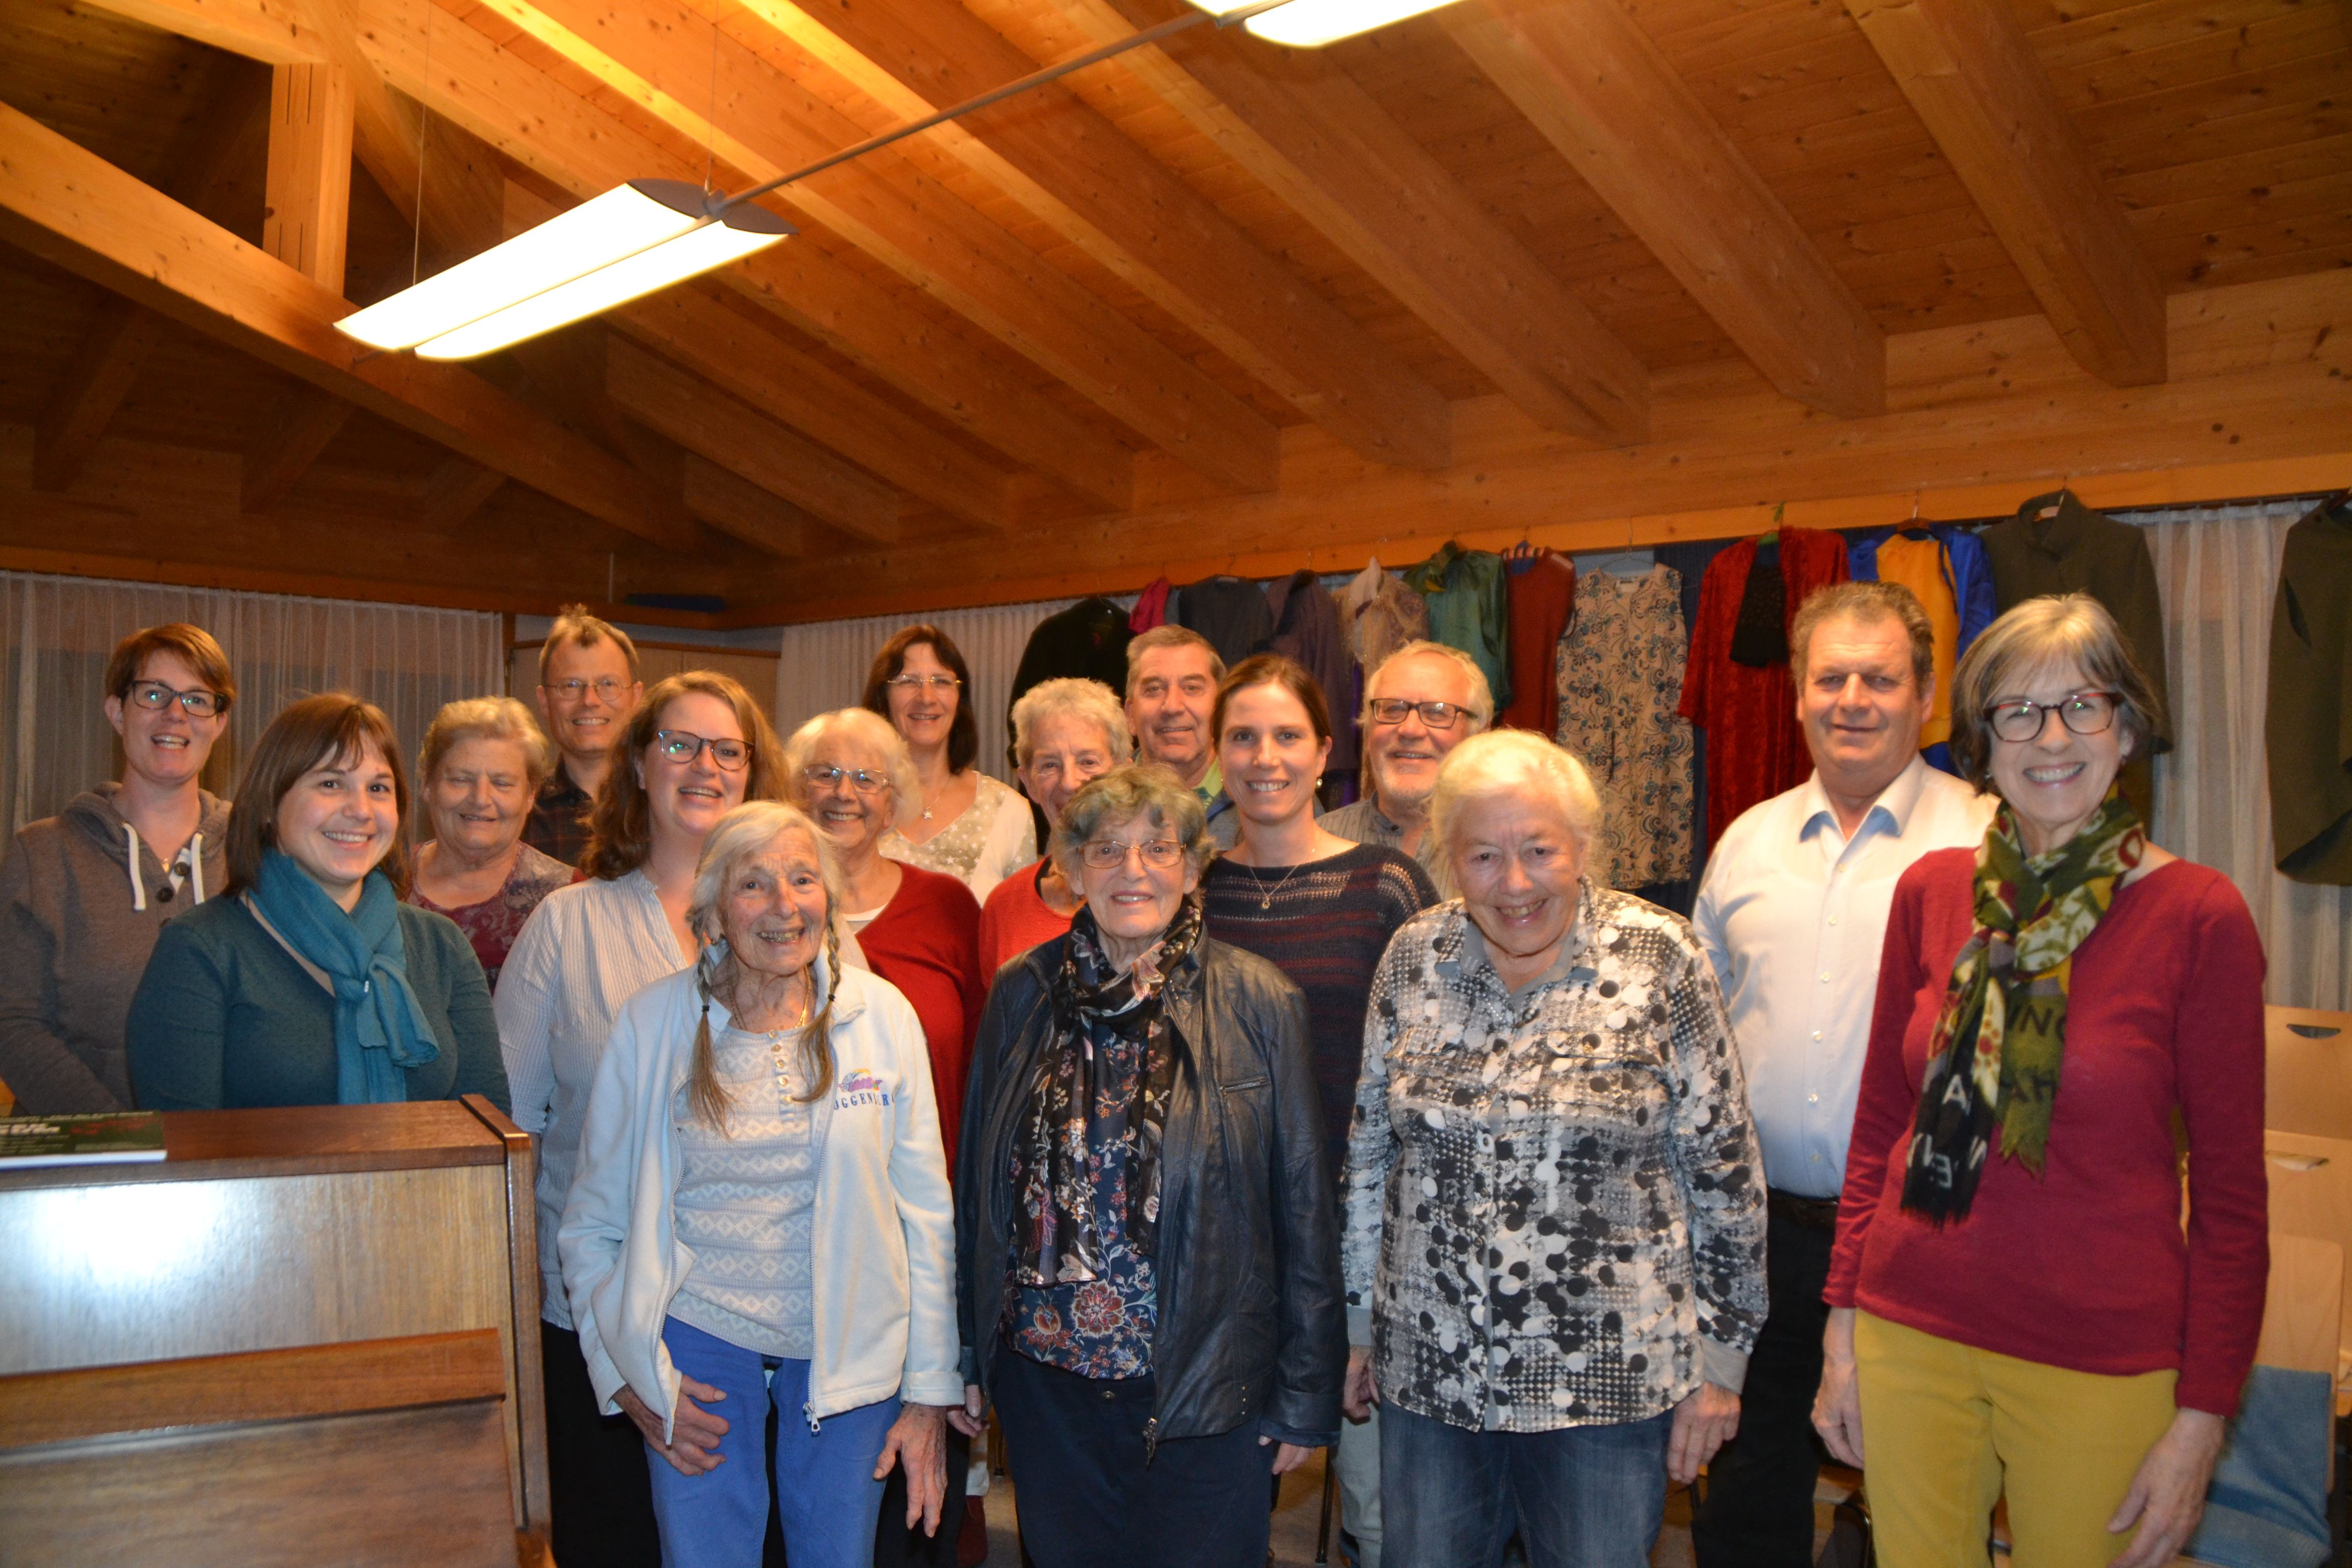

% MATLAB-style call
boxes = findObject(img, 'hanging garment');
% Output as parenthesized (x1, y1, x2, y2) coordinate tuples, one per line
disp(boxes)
(1130, 577, 1171, 633)
(1553, 566, 1695, 891)
(1403, 541, 1511, 710)
(1009, 596, 1133, 713)
(1499, 550, 1576, 735)
(1937, 524, 1997, 655)
(1264, 569, 1359, 780)
(2267, 495, 2352, 884)
(1678, 529, 1851, 846)
(1341, 558, 1431, 677)
(1171, 575, 1274, 668)
(1850, 529, 1963, 748)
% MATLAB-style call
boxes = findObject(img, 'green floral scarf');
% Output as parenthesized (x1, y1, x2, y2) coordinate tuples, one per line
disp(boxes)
(1900, 786, 2145, 1222)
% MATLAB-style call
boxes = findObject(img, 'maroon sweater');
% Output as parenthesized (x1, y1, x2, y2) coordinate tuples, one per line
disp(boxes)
(1826, 851, 2268, 1415)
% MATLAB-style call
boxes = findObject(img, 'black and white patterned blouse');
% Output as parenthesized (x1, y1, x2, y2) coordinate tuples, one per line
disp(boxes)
(1341, 887, 1767, 1433)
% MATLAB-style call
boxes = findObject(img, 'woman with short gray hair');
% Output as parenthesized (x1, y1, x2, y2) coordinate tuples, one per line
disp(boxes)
(410, 695, 576, 990)
(1817, 594, 2266, 1568)
(1343, 729, 1766, 1566)
(979, 678, 1131, 974)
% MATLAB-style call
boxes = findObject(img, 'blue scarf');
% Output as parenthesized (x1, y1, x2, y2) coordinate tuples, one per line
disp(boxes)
(252, 848, 440, 1104)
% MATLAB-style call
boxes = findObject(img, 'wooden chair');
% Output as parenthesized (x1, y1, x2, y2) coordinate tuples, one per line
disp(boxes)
(2266, 1006, 2352, 1142)
(2264, 1130, 2352, 1416)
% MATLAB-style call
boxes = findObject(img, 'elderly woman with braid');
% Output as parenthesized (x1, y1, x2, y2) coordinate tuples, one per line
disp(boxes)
(558, 800, 962, 1568)
(1814, 595, 2268, 1568)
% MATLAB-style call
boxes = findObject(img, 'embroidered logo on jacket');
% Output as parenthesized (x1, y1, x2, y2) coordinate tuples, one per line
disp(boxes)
(836, 1069, 890, 1108)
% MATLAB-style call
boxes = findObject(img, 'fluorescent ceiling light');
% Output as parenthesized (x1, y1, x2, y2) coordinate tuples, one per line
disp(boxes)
(1240, 0, 1463, 46)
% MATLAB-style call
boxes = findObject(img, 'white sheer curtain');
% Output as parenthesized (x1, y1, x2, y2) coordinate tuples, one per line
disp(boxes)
(2, 572, 504, 835)
(2140, 500, 2350, 1010)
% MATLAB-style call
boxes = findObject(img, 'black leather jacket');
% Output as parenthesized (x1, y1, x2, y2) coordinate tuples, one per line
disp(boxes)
(954, 932, 1345, 1450)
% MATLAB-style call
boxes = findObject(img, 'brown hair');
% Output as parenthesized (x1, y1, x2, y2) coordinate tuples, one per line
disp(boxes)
(581, 671, 786, 880)
(538, 603, 641, 682)
(105, 623, 236, 715)
(225, 693, 411, 897)
(1211, 653, 1332, 748)
(1948, 593, 2166, 791)
(861, 624, 978, 775)
(1123, 625, 1224, 698)
(1788, 581, 1935, 689)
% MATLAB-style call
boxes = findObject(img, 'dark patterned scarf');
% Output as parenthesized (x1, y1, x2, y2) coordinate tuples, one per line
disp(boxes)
(1011, 896, 1200, 1286)
(1901, 787, 2144, 1222)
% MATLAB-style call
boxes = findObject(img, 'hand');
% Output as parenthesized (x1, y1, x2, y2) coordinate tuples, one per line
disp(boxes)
(1343, 1345, 1381, 1420)
(946, 1383, 987, 1438)
(1259, 1436, 1316, 1475)
(1812, 1308, 1865, 1467)
(617, 1375, 730, 1477)
(2105, 1409, 2226, 1568)
(875, 1403, 951, 1535)
(1668, 1382, 1741, 1485)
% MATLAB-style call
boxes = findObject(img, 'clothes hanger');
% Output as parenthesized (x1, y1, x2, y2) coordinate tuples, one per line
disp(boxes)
(1898, 489, 1933, 540)
(2034, 476, 2071, 523)
(1757, 502, 1783, 548)
(1505, 535, 1541, 574)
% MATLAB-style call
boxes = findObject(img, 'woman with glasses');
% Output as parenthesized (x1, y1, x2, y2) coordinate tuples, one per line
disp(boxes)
(955, 765, 1344, 1568)
(1815, 595, 2267, 1568)
(979, 678, 1130, 975)
(498, 670, 785, 1568)
(1, 623, 235, 1112)
(865, 625, 1036, 902)
(408, 697, 577, 991)
(781, 706, 984, 1567)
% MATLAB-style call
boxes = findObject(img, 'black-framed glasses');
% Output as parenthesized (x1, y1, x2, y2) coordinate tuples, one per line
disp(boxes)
(885, 673, 961, 693)
(546, 676, 631, 702)
(1367, 698, 1466, 730)
(1985, 691, 2123, 743)
(1077, 837, 1185, 870)
(802, 763, 890, 795)
(653, 730, 751, 770)
(127, 680, 222, 717)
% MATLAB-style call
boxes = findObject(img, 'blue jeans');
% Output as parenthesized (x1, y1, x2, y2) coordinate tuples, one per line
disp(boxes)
(1381, 1401, 1671, 1568)
(644, 1317, 899, 1568)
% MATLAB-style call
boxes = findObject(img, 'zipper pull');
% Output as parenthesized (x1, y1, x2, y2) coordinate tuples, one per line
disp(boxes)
(1141, 1416, 1159, 1465)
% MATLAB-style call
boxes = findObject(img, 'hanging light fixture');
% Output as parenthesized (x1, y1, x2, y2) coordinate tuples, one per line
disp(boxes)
(1181, 0, 1461, 46)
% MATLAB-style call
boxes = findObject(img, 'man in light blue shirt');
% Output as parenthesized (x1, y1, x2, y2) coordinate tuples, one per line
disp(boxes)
(1689, 582, 1994, 1568)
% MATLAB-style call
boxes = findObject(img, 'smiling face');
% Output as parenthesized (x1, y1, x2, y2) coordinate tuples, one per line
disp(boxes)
(425, 734, 534, 862)
(1074, 808, 1199, 960)
(273, 737, 402, 906)
(106, 649, 229, 793)
(1799, 612, 1930, 803)
(1218, 681, 1330, 831)
(802, 732, 895, 858)
(538, 637, 643, 770)
(1018, 712, 1120, 829)
(1126, 644, 1219, 787)
(1365, 650, 1479, 815)
(883, 642, 959, 758)
(1986, 657, 2132, 855)
(722, 828, 830, 983)
(636, 692, 750, 851)
(1451, 790, 1587, 983)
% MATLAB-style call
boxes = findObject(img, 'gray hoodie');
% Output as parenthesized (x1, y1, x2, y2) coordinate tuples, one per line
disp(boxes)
(0, 783, 231, 1111)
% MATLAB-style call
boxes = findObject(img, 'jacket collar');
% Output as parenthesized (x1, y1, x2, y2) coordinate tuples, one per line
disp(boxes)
(2014, 489, 2103, 557)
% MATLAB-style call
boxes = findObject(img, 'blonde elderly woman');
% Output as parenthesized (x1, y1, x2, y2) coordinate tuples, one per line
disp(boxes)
(409, 696, 577, 990)
(1341, 730, 1766, 1568)
(1816, 595, 2267, 1568)
(977, 677, 1130, 975)
(559, 800, 961, 1568)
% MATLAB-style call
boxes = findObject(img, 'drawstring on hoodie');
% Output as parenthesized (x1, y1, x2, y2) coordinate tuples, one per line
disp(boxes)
(186, 832, 206, 904)
(124, 824, 209, 913)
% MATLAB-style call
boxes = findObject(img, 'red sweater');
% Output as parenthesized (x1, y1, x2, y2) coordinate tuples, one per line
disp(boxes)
(976, 858, 1074, 980)
(1827, 852, 2268, 1415)
(860, 863, 985, 1171)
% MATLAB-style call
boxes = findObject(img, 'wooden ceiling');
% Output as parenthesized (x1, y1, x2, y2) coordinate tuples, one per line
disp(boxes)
(0, 0, 2346, 626)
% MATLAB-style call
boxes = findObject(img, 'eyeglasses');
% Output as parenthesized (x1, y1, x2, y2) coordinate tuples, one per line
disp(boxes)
(802, 764, 890, 794)
(126, 680, 223, 717)
(1367, 698, 1467, 730)
(1984, 692, 2124, 743)
(653, 730, 751, 770)
(1077, 837, 1186, 870)
(885, 674, 961, 693)
(546, 676, 631, 702)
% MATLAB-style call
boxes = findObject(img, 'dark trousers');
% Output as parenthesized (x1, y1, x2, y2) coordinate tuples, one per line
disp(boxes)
(1691, 1203, 1836, 1568)
(542, 1322, 663, 1568)
(990, 1349, 1272, 1568)
(873, 1425, 970, 1566)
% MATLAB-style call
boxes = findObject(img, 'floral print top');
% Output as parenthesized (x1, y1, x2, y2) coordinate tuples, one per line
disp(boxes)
(1002, 1025, 1158, 1378)
(1341, 888, 1767, 1432)
(409, 842, 577, 991)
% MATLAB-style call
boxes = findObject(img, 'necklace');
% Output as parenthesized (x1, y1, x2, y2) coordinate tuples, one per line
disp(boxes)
(1253, 858, 1309, 911)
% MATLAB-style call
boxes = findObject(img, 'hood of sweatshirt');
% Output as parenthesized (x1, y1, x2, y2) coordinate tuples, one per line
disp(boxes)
(59, 782, 233, 913)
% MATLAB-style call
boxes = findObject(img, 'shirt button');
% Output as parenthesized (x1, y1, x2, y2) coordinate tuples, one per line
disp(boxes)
(1812, 1031, 1824, 1041)
(1820, 973, 1830, 983)
(1828, 916, 1839, 926)
(1808, 1093, 1820, 1104)
(1811, 1153, 1822, 1162)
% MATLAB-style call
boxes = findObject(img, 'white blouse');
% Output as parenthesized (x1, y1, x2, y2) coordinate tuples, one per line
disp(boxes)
(880, 771, 1036, 903)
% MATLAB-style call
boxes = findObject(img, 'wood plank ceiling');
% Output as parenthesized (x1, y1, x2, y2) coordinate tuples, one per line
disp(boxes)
(0, 0, 2346, 623)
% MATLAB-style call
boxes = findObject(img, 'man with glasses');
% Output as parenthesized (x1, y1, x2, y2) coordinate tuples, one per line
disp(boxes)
(525, 604, 645, 867)
(1319, 641, 1492, 879)
(1687, 583, 1992, 1568)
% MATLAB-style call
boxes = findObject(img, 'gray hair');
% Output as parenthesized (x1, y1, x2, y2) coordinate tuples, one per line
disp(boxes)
(1789, 581, 1934, 689)
(779, 707, 923, 831)
(1011, 677, 1131, 767)
(1051, 765, 1212, 880)
(1949, 594, 2165, 791)
(1429, 730, 1603, 863)
(1365, 640, 1496, 729)
(1123, 625, 1225, 698)
(418, 696, 556, 791)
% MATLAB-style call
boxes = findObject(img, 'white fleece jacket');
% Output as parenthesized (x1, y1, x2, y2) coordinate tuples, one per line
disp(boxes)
(558, 958, 962, 1440)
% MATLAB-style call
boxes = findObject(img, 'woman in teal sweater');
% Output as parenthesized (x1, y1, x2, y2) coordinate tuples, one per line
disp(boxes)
(128, 693, 508, 1114)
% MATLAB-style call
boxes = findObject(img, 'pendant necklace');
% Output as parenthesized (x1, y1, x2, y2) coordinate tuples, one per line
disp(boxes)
(1255, 859, 1308, 911)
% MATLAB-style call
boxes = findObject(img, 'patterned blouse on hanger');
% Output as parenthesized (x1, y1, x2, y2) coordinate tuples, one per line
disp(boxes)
(1554, 566, 1696, 892)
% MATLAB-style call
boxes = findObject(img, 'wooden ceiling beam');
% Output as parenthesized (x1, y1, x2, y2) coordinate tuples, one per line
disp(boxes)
(70, 0, 325, 64)
(1845, 0, 2167, 387)
(241, 385, 353, 512)
(729, 0, 1452, 470)
(414, 458, 506, 530)
(1443, 0, 1886, 419)
(606, 337, 902, 545)
(34, 299, 169, 493)
(0, 99, 690, 549)
(469, 0, 1275, 492)
(262, 62, 354, 293)
(682, 455, 817, 559)
(347, 0, 1136, 510)
(1033, 0, 1648, 444)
